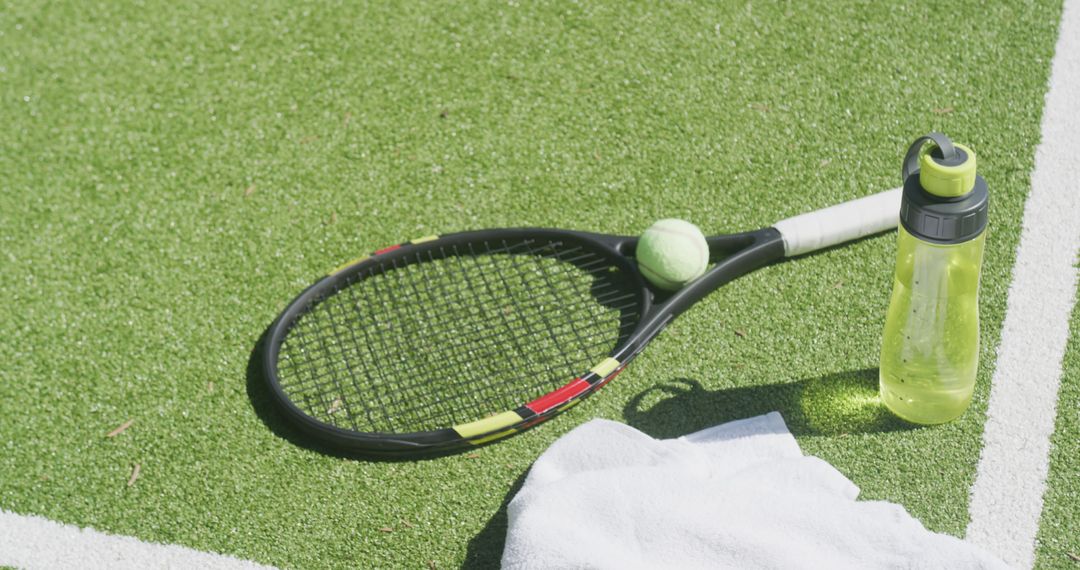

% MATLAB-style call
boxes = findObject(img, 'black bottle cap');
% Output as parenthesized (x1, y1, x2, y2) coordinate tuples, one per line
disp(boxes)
(900, 174, 988, 244)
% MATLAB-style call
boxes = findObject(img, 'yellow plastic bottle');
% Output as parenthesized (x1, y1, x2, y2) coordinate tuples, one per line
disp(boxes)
(879, 133, 989, 425)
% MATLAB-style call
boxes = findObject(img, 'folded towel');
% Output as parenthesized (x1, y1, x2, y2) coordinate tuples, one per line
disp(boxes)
(501, 413, 1009, 570)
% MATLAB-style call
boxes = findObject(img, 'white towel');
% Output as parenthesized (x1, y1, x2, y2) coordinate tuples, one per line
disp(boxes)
(501, 413, 1010, 570)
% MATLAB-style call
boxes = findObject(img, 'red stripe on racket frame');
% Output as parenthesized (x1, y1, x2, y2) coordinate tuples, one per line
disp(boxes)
(374, 244, 402, 255)
(526, 378, 590, 415)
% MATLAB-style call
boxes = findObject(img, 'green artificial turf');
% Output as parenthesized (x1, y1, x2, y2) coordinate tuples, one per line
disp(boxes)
(0, 0, 1071, 568)
(1035, 274, 1080, 569)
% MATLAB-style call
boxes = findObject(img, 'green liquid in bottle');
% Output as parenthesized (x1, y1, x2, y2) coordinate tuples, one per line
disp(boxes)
(879, 227, 985, 424)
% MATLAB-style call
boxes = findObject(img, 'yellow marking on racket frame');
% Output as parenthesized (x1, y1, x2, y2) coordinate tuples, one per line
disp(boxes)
(590, 357, 621, 377)
(409, 234, 439, 244)
(469, 428, 517, 445)
(453, 410, 522, 439)
(329, 255, 370, 276)
(557, 399, 581, 412)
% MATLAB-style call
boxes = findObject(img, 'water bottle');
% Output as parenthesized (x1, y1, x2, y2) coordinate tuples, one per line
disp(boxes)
(879, 133, 989, 425)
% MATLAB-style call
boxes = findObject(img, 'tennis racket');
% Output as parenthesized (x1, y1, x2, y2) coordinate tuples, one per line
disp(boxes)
(263, 188, 901, 457)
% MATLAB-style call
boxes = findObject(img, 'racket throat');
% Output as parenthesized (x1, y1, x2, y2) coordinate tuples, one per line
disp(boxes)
(625, 229, 784, 349)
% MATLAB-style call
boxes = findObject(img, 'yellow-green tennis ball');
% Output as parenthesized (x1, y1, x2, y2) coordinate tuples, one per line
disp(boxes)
(636, 219, 709, 291)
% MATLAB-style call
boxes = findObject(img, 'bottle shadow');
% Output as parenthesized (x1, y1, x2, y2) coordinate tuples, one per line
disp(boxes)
(623, 368, 919, 439)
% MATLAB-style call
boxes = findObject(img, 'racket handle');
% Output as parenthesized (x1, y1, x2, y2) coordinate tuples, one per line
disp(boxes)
(772, 187, 902, 257)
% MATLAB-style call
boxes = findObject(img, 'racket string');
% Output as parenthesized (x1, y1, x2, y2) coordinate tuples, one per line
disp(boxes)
(284, 274, 419, 427)
(283, 264, 630, 429)
(379, 248, 517, 425)
(513, 239, 618, 378)
(341, 266, 422, 428)
(480, 240, 585, 381)
(285, 288, 388, 430)
(283, 296, 620, 429)
(358, 243, 612, 426)
(276, 237, 641, 432)
(280, 314, 363, 427)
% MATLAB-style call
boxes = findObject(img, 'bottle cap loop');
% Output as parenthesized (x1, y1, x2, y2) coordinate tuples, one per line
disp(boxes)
(903, 133, 977, 198)
(902, 132, 956, 181)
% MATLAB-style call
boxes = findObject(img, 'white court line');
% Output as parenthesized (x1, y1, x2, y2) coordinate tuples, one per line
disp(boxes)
(0, 509, 276, 570)
(965, 0, 1080, 566)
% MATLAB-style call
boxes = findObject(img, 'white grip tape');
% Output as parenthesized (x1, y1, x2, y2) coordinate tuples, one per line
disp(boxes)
(772, 187, 902, 257)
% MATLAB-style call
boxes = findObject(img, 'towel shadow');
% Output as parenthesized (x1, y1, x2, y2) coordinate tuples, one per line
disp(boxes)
(624, 369, 919, 439)
(460, 469, 530, 569)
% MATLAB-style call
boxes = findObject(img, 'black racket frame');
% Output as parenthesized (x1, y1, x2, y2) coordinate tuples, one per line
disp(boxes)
(263, 226, 784, 457)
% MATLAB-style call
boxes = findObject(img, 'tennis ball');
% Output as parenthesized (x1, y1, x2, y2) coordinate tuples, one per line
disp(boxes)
(636, 219, 709, 291)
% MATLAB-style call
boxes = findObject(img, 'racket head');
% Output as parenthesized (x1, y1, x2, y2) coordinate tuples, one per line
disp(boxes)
(262, 229, 651, 456)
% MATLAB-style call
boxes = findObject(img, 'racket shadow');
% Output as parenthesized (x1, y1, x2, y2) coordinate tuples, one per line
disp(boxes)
(246, 328, 468, 462)
(623, 368, 920, 439)
(246, 328, 359, 460)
